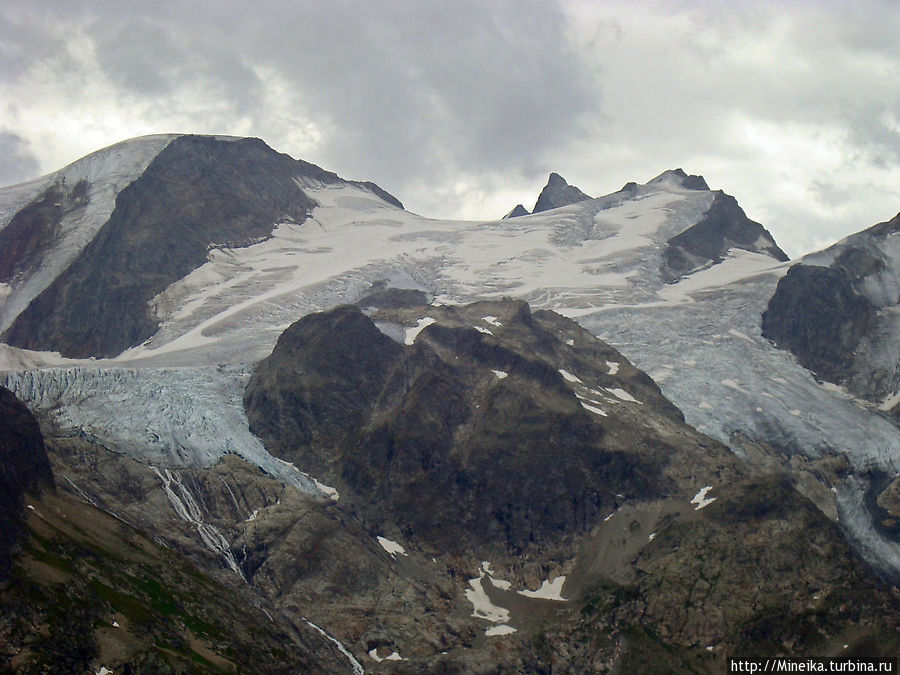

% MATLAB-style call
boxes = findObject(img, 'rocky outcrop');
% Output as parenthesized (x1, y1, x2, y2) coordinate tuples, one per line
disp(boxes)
(762, 213, 900, 406)
(0, 386, 52, 578)
(661, 191, 789, 281)
(3, 135, 402, 358)
(532, 173, 592, 213)
(762, 265, 877, 383)
(245, 299, 736, 555)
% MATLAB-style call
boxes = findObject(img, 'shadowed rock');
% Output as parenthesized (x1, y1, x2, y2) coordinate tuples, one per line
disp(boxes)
(532, 173, 592, 213)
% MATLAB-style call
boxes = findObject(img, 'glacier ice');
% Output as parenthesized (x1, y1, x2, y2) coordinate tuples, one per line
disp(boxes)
(2, 365, 331, 499)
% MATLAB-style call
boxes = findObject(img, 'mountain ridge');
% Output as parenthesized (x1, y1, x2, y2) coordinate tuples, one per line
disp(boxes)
(3, 134, 900, 671)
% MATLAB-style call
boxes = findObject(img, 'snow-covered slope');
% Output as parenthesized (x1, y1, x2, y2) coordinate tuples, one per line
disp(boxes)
(0, 135, 177, 333)
(58, 168, 753, 366)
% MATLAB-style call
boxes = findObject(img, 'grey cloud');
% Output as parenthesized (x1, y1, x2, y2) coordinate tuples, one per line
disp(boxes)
(15, 0, 601, 201)
(0, 131, 40, 185)
(3, 0, 899, 255)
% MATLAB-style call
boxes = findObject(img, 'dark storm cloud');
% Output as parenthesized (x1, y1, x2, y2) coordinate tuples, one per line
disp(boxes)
(0, 131, 39, 186)
(2, 1, 898, 255)
(8, 0, 600, 200)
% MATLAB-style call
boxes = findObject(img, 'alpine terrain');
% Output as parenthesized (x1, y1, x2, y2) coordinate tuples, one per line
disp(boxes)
(1, 134, 899, 672)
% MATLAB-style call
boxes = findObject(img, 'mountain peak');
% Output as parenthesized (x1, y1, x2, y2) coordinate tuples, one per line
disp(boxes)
(648, 168, 709, 191)
(547, 172, 567, 186)
(502, 204, 530, 219)
(532, 173, 592, 214)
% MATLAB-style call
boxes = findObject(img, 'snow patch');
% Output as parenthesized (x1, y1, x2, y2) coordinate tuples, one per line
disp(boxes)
(605, 388, 641, 404)
(485, 624, 517, 636)
(489, 577, 512, 591)
(465, 574, 510, 623)
(558, 369, 583, 383)
(656, 249, 786, 305)
(580, 401, 607, 416)
(369, 648, 403, 662)
(482, 315, 502, 327)
(404, 316, 436, 345)
(474, 325, 493, 335)
(690, 486, 716, 510)
(492, 370, 508, 380)
(377, 536, 407, 557)
(517, 576, 567, 601)
(605, 360, 620, 375)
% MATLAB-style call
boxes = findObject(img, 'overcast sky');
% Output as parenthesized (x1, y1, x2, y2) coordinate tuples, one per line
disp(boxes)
(1, 0, 898, 257)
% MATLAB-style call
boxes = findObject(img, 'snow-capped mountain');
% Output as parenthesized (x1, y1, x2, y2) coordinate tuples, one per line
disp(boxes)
(3, 134, 900, 671)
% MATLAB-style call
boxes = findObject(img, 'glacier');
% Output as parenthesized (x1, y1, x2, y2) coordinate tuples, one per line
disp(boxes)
(2, 365, 332, 500)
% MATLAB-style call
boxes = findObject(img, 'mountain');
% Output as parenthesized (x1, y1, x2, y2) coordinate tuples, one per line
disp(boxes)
(532, 172, 592, 213)
(502, 203, 530, 219)
(245, 299, 716, 554)
(2, 134, 900, 671)
(0, 135, 402, 359)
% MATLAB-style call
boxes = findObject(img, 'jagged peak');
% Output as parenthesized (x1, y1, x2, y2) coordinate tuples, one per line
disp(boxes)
(532, 172, 591, 214)
(546, 172, 568, 186)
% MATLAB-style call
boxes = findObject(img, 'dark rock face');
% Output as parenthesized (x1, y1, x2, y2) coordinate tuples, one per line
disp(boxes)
(532, 173, 592, 214)
(502, 204, 530, 219)
(245, 300, 723, 554)
(0, 386, 52, 578)
(761, 265, 877, 383)
(661, 192, 789, 282)
(0, 179, 88, 284)
(3, 135, 401, 358)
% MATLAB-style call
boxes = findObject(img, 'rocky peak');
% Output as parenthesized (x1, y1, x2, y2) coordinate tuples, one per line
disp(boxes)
(502, 204, 530, 219)
(660, 191, 789, 282)
(532, 172, 592, 214)
(647, 168, 709, 190)
(245, 299, 739, 555)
